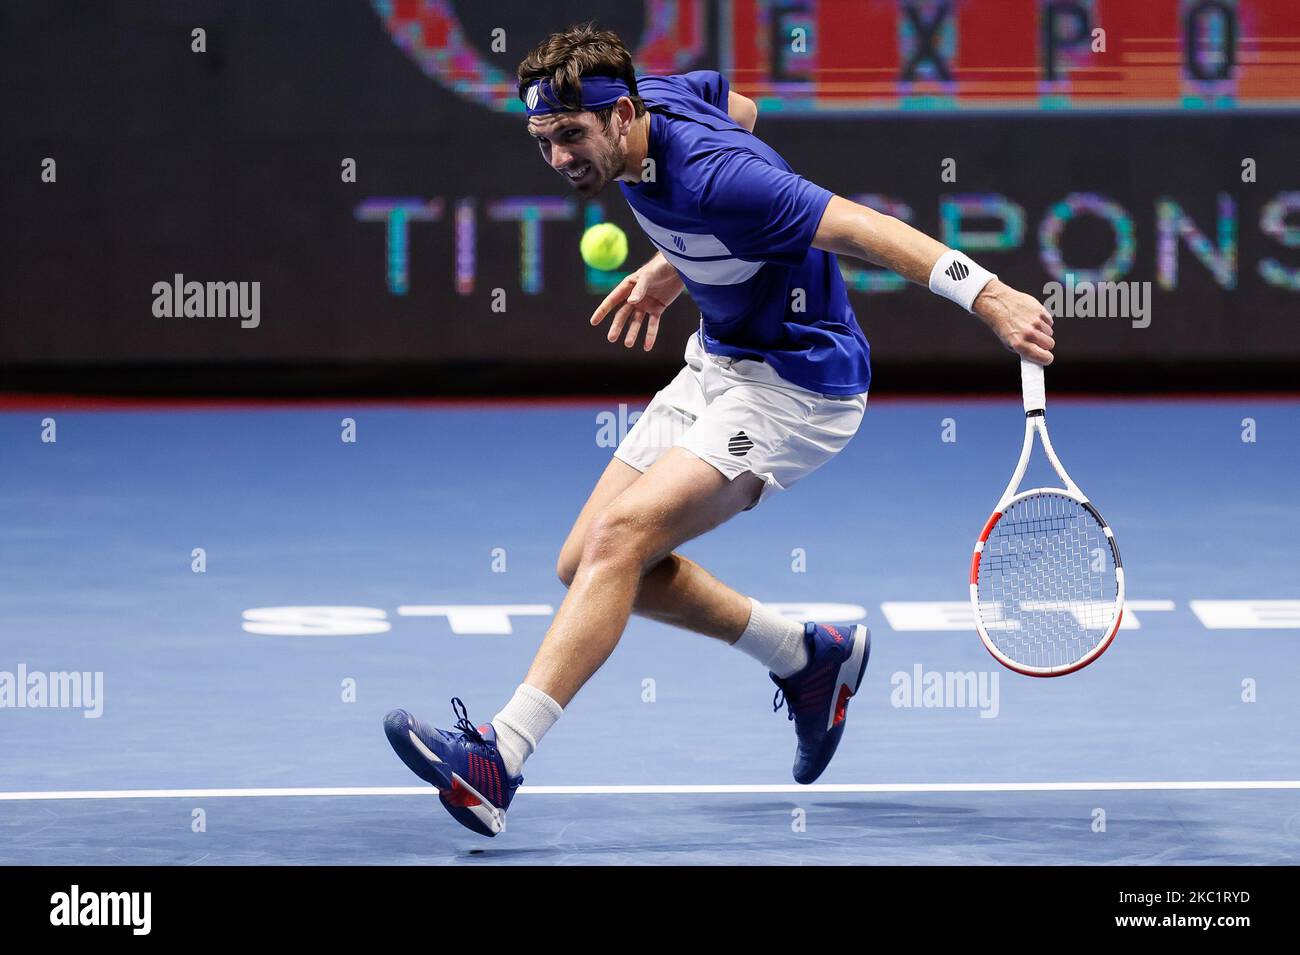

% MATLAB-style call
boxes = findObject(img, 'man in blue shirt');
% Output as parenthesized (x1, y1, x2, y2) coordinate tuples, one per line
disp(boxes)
(618, 69, 869, 396)
(385, 25, 1056, 837)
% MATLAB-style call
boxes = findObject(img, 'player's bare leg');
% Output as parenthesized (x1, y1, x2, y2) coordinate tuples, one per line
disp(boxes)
(540, 450, 871, 788)
(528, 447, 763, 706)
(556, 456, 754, 642)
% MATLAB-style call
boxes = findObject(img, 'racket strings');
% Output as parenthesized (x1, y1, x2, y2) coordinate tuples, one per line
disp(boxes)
(977, 492, 1118, 670)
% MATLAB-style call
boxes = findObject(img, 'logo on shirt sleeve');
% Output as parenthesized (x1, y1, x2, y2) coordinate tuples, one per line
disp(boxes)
(671, 234, 687, 253)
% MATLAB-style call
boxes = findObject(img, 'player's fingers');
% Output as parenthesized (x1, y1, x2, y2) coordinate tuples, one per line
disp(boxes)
(635, 300, 662, 326)
(1039, 307, 1055, 327)
(1019, 341, 1054, 365)
(607, 302, 634, 342)
(591, 276, 635, 326)
(643, 313, 660, 352)
(1031, 326, 1055, 350)
(623, 313, 644, 348)
(628, 277, 648, 307)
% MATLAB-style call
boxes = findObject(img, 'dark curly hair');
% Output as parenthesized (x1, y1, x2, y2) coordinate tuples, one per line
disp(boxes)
(517, 23, 646, 127)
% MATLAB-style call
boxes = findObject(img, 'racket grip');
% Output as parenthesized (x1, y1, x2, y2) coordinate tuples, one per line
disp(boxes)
(1020, 358, 1046, 414)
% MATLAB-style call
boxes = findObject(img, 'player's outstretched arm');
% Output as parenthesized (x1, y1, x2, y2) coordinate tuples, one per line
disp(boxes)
(589, 252, 685, 351)
(812, 195, 1055, 364)
(727, 91, 757, 131)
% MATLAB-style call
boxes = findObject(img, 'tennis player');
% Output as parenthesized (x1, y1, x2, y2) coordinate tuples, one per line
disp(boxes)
(386, 24, 1055, 836)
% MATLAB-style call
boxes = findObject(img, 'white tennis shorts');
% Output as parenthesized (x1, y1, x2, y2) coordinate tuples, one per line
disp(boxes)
(614, 332, 868, 509)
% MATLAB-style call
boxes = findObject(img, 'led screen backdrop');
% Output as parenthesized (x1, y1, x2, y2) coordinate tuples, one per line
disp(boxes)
(2, 0, 1298, 392)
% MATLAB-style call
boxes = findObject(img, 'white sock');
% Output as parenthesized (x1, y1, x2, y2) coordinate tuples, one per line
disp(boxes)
(733, 598, 809, 678)
(491, 684, 563, 777)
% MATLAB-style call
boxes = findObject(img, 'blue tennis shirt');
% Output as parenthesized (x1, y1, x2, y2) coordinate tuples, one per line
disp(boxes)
(619, 71, 871, 396)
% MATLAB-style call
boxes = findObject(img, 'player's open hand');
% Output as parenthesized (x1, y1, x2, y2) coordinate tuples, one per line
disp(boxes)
(590, 254, 685, 351)
(972, 279, 1056, 365)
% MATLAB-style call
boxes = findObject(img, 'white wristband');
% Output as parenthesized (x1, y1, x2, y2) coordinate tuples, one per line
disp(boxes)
(928, 250, 996, 312)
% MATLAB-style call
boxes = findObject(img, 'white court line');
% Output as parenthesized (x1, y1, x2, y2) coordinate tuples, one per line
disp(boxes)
(1, 781, 1299, 801)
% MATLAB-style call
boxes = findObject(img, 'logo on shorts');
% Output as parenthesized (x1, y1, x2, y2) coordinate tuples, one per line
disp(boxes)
(944, 260, 970, 282)
(671, 234, 686, 252)
(728, 431, 754, 456)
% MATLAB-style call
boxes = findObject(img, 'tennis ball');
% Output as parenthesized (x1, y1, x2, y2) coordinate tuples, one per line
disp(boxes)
(580, 222, 629, 271)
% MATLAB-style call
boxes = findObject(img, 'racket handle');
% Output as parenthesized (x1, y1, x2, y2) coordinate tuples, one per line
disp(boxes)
(1020, 358, 1046, 414)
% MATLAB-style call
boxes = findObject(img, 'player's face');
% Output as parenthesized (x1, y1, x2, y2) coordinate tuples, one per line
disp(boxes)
(527, 112, 625, 196)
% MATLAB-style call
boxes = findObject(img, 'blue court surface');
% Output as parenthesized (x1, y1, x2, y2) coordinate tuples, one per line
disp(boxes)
(2, 396, 1298, 865)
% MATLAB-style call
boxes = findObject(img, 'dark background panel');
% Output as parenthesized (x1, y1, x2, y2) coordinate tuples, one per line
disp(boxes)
(2, 0, 1298, 394)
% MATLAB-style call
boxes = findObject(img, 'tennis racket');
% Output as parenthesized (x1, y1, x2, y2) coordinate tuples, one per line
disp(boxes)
(969, 359, 1125, 676)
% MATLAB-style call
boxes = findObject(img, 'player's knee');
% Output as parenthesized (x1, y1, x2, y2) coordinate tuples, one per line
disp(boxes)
(581, 507, 652, 570)
(556, 552, 579, 588)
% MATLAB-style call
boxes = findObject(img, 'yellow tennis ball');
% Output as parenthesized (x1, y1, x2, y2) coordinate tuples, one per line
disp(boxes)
(580, 222, 629, 271)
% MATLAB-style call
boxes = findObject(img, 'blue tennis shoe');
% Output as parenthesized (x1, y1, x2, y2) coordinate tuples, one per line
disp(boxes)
(384, 698, 521, 837)
(771, 623, 871, 784)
